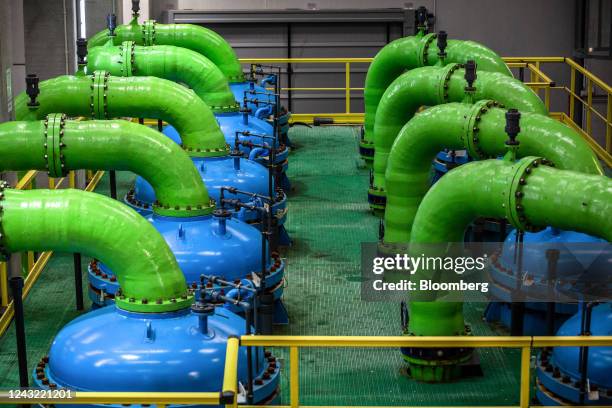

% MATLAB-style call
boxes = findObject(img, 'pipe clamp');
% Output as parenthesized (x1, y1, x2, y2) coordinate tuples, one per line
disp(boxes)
(506, 156, 551, 233)
(44, 113, 68, 178)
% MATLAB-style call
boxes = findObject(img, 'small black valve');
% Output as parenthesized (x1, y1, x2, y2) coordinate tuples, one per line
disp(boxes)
(505, 109, 521, 146)
(416, 6, 428, 26)
(25, 74, 40, 107)
(437, 30, 448, 58)
(464, 59, 477, 91)
(106, 14, 117, 36)
(131, 0, 140, 15)
(76, 38, 87, 65)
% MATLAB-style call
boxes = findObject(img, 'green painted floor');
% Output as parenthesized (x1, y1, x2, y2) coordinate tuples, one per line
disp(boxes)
(0, 126, 523, 406)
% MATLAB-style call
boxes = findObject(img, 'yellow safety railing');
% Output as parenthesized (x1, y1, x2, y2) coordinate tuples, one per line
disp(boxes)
(0, 336, 240, 407)
(0, 170, 104, 337)
(239, 57, 612, 167)
(240, 335, 612, 408)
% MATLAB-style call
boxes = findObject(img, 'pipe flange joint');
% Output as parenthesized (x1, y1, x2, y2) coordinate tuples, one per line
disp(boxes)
(182, 143, 231, 158)
(91, 71, 111, 119)
(506, 156, 551, 233)
(418, 33, 437, 66)
(115, 290, 194, 313)
(44, 113, 68, 178)
(210, 102, 241, 114)
(119, 41, 135, 76)
(153, 197, 216, 217)
(438, 63, 462, 103)
(463, 100, 502, 159)
(141, 20, 156, 46)
(0, 181, 10, 261)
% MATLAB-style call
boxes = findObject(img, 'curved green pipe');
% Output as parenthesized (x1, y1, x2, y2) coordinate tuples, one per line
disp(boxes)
(0, 116, 212, 217)
(88, 18, 244, 82)
(384, 101, 603, 243)
(0, 187, 191, 312)
(14, 72, 228, 157)
(370, 64, 547, 209)
(361, 33, 511, 161)
(87, 41, 238, 113)
(407, 157, 611, 358)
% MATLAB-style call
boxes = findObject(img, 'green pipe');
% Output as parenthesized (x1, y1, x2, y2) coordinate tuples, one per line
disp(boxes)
(370, 64, 547, 211)
(88, 18, 244, 82)
(14, 72, 228, 157)
(0, 186, 191, 313)
(361, 33, 511, 162)
(0, 115, 212, 217)
(384, 101, 603, 243)
(405, 157, 611, 375)
(87, 41, 238, 113)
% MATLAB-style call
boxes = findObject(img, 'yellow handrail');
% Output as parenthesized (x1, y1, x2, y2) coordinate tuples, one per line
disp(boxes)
(239, 56, 611, 165)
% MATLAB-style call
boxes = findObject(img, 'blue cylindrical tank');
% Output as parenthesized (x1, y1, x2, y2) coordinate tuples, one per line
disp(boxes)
(33, 305, 280, 406)
(125, 155, 288, 226)
(536, 303, 612, 406)
(485, 227, 607, 335)
(87, 213, 286, 314)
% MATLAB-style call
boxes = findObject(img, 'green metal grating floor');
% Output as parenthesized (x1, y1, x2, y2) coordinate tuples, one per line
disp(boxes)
(0, 126, 523, 406)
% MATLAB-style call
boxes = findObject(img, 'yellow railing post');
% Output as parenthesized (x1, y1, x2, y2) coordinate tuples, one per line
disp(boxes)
(69, 170, 76, 188)
(569, 67, 576, 120)
(0, 262, 7, 308)
(290, 346, 299, 408)
(519, 346, 531, 408)
(222, 337, 239, 408)
(586, 78, 593, 136)
(345, 62, 351, 114)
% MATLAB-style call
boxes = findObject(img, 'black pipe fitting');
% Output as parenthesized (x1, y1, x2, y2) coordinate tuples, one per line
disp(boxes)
(25, 74, 40, 107)
(505, 109, 521, 146)
(131, 0, 140, 15)
(76, 38, 88, 66)
(464, 59, 477, 92)
(106, 14, 117, 36)
(437, 30, 448, 58)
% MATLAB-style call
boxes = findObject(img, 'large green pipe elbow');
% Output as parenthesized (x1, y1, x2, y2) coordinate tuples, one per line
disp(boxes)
(0, 116, 212, 217)
(405, 158, 611, 370)
(370, 64, 546, 210)
(384, 101, 603, 243)
(14, 72, 228, 157)
(361, 33, 511, 161)
(88, 19, 244, 82)
(87, 42, 238, 112)
(0, 187, 191, 312)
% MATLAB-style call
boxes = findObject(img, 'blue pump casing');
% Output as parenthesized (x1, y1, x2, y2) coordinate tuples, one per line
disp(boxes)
(87, 213, 286, 318)
(126, 156, 288, 226)
(33, 305, 280, 407)
(485, 228, 606, 335)
(536, 303, 612, 406)
(431, 149, 470, 184)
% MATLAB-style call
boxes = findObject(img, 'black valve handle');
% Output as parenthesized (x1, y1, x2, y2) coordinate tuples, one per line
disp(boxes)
(107, 14, 117, 36)
(505, 109, 521, 146)
(464, 59, 477, 91)
(76, 38, 87, 65)
(25, 74, 40, 107)
(437, 30, 448, 58)
(132, 0, 140, 15)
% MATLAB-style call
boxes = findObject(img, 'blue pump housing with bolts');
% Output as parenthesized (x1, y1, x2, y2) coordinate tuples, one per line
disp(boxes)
(485, 227, 607, 335)
(32, 304, 281, 407)
(536, 303, 612, 406)
(431, 149, 470, 184)
(87, 210, 287, 323)
(126, 155, 288, 226)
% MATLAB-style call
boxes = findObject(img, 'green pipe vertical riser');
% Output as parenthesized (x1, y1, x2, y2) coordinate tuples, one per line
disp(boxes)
(13, 73, 228, 157)
(361, 33, 511, 161)
(384, 101, 603, 243)
(370, 64, 547, 210)
(0, 117, 213, 217)
(87, 42, 239, 112)
(0, 188, 192, 312)
(88, 18, 245, 82)
(406, 158, 612, 374)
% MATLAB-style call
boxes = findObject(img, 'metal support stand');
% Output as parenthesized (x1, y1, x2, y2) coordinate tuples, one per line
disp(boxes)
(109, 170, 117, 199)
(73, 253, 84, 310)
(10, 277, 30, 406)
